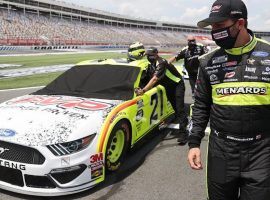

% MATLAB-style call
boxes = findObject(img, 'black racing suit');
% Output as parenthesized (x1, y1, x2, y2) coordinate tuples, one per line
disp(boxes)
(188, 30, 270, 200)
(175, 43, 205, 95)
(148, 57, 188, 133)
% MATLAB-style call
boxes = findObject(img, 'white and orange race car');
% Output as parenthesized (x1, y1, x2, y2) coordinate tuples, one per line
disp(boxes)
(0, 59, 174, 196)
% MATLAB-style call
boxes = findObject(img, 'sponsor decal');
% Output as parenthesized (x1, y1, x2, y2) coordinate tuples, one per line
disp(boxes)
(212, 30, 228, 40)
(210, 74, 218, 81)
(226, 136, 254, 142)
(61, 157, 70, 166)
(8, 96, 112, 111)
(223, 66, 237, 71)
(231, 10, 242, 15)
(90, 153, 103, 164)
(89, 153, 103, 179)
(210, 81, 220, 85)
(224, 72, 235, 79)
(247, 59, 255, 65)
(0, 147, 9, 155)
(262, 70, 270, 75)
(244, 75, 258, 80)
(261, 60, 270, 66)
(136, 109, 144, 122)
(42, 108, 89, 120)
(137, 99, 144, 109)
(252, 51, 269, 57)
(0, 159, 26, 170)
(205, 65, 221, 70)
(224, 79, 238, 82)
(211, 5, 222, 13)
(216, 87, 266, 96)
(207, 69, 219, 75)
(136, 121, 143, 132)
(91, 167, 103, 179)
(262, 77, 270, 81)
(0, 129, 16, 137)
(212, 55, 228, 64)
(222, 61, 237, 67)
(245, 66, 256, 73)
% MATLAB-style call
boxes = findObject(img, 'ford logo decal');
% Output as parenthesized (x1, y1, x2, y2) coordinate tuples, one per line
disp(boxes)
(252, 51, 269, 57)
(0, 129, 16, 137)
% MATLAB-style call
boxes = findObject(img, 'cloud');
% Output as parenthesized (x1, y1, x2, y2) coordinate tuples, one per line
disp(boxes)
(60, 0, 269, 31)
(178, 6, 209, 22)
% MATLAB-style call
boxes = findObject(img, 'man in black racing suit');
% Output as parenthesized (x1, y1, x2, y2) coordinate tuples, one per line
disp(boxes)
(187, 0, 270, 199)
(169, 35, 205, 98)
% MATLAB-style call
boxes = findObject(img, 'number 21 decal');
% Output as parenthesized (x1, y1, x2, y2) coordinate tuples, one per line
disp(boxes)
(150, 90, 164, 125)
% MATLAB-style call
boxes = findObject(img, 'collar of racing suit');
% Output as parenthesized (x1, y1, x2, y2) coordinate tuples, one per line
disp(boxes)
(225, 29, 257, 55)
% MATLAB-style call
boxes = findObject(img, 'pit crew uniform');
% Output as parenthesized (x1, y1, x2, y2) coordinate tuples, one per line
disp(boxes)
(188, 30, 270, 200)
(148, 57, 188, 135)
(175, 43, 205, 95)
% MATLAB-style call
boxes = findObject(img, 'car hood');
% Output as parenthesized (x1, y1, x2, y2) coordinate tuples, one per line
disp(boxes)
(0, 95, 123, 146)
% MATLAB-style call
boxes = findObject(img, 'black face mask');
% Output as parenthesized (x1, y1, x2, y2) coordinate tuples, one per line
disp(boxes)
(147, 55, 156, 63)
(211, 22, 240, 49)
(188, 40, 196, 49)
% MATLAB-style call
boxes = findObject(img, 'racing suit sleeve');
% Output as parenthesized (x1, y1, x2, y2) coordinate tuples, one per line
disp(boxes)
(188, 61, 212, 149)
(200, 45, 206, 55)
(175, 49, 186, 61)
(154, 60, 166, 80)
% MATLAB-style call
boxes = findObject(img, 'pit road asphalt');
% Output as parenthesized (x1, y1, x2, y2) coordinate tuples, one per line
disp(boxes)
(0, 81, 208, 200)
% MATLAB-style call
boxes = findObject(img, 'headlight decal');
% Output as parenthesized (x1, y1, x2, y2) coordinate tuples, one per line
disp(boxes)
(47, 134, 96, 156)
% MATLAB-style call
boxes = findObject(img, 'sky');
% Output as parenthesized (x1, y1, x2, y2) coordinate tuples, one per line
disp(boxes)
(60, 0, 270, 31)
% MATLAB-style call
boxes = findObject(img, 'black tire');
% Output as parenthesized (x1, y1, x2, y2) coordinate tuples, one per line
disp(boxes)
(105, 121, 130, 172)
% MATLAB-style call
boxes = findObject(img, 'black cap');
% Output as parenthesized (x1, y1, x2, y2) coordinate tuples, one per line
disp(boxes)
(197, 0, 247, 28)
(145, 47, 158, 55)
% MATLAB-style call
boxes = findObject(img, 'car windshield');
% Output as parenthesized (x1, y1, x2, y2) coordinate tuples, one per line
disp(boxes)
(33, 64, 140, 100)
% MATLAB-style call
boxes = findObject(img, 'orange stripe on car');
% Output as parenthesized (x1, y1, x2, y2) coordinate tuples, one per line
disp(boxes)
(98, 99, 138, 152)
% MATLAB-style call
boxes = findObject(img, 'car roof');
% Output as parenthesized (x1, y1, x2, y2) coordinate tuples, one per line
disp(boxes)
(76, 58, 148, 71)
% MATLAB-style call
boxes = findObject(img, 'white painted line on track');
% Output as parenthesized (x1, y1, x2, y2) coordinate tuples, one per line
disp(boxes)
(0, 86, 44, 92)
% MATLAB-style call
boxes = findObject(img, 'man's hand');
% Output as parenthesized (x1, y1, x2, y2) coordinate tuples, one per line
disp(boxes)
(135, 88, 144, 96)
(188, 147, 203, 170)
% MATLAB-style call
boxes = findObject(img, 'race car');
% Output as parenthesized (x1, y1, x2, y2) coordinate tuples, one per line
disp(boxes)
(0, 59, 174, 196)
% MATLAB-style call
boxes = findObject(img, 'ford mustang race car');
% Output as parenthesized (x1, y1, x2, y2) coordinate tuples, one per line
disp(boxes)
(0, 59, 174, 196)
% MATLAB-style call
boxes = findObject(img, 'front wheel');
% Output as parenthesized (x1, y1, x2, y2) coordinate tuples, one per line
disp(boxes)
(105, 121, 130, 172)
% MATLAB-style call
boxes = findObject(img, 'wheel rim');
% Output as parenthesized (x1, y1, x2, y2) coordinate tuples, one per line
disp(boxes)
(108, 129, 125, 163)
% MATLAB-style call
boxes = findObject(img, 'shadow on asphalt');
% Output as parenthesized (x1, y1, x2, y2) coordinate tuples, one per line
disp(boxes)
(0, 104, 192, 200)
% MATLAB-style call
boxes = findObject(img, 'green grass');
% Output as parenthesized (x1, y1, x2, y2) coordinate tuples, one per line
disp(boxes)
(0, 52, 124, 69)
(0, 52, 182, 90)
(0, 72, 63, 90)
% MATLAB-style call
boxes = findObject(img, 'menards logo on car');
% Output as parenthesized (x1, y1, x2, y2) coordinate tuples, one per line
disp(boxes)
(216, 87, 267, 95)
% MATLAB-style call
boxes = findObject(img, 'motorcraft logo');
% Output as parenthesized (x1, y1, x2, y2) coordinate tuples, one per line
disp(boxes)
(0, 147, 9, 155)
(216, 87, 267, 96)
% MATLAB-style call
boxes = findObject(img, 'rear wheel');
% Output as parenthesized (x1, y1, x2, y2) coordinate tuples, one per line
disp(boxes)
(105, 121, 130, 172)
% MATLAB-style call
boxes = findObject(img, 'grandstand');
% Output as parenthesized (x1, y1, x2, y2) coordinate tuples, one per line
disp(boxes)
(0, 0, 269, 48)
